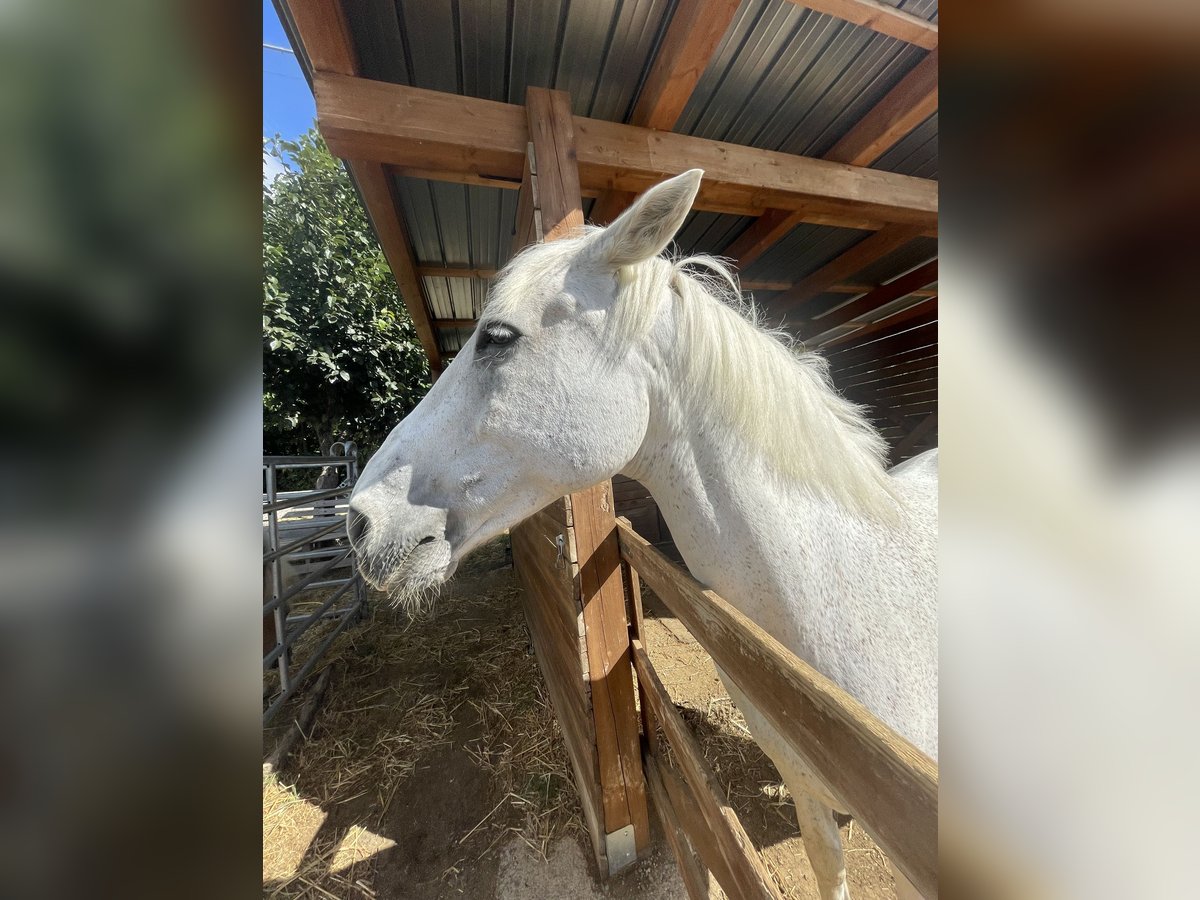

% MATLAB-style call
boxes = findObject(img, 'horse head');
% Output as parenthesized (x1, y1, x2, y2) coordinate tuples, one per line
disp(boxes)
(347, 170, 703, 605)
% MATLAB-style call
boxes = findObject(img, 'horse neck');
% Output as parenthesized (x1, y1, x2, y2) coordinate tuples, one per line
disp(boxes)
(624, 354, 881, 652)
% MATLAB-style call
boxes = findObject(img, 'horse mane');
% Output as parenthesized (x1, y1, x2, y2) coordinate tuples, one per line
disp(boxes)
(613, 250, 898, 520)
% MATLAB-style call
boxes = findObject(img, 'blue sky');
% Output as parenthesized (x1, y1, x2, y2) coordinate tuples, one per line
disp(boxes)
(263, 0, 315, 179)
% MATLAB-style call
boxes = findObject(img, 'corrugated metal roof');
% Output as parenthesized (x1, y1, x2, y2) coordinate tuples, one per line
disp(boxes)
(348, 0, 673, 119)
(675, 0, 930, 159)
(872, 112, 938, 178)
(336, 0, 937, 357)
(741, 223, 870, 283)
(852, 236, 938, 286)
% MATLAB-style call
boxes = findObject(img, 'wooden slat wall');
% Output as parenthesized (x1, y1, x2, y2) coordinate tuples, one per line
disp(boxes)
(825, 313, 939, 462)
(509, 500, 611, 869)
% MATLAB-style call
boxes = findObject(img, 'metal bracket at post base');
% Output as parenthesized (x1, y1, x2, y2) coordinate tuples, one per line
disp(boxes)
(605, 824, 637, 876)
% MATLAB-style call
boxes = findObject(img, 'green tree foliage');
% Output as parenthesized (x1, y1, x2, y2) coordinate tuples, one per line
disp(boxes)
(263, 130, 430, 457)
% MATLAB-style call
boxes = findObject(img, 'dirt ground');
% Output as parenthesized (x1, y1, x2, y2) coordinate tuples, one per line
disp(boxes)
(263, 536, 896, 899)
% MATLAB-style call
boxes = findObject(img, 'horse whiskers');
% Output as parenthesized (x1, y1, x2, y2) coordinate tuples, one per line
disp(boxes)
(384, 575, 444, 618)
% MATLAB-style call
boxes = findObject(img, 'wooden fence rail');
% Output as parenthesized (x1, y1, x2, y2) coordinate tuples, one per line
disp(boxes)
(616, 519, 938, 898)
(633, 638, 782, 900)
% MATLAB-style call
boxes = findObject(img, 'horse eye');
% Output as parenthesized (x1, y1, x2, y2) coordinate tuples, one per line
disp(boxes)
(477, 323, 519, 350)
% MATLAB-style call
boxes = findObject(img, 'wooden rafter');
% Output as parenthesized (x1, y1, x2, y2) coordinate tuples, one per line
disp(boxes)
(591, 0, 743, 225)
(816, 295, 937, 350)
(725, 209, 809, 270)
(800, 258, 938, 338)
(826, 319, 937, 373)
(281, 1, 444, 375)
(314, 74, 938, 231)
(631, 0, 742, 130)
(352, 166, 445, 373)
(730, 47, 937, 272)
(825, 49, 939, 167)
(773, 223, 925, 313)
(785, 0, 938, 49)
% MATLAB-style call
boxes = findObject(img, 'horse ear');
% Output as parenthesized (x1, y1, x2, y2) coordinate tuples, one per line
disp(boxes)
(595, 169, 703, 267)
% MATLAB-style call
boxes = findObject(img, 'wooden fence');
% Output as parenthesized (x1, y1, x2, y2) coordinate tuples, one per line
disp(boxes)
(617, 519, 939, 899)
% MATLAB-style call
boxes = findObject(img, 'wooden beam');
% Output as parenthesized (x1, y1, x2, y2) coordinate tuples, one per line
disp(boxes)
(619, 547, 659, 759)
(773, 223, 924, 312)
(431, 317, 477, 329)
(281, 1, 444, 376)
(512, 145, 543, 251)
(314, 74, 939, 230)
(720, 51, 936, 273)
(590, 0, 743, 224)
(634, 642, 783, 900)
(826, 49, 939, 167)
(654, 758, 738, 899)
(280, 2, 357, 75)
(801, 259, 938, 338)
(785, 0, 938, 49)
(509, 502, 610, 872)
(619, 525, 938, 898)
(574, 115, 937, 229)
(729, 48, 937, 275)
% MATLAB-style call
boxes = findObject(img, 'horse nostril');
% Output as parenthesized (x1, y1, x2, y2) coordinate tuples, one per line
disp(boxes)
(418, 535, 437, 546)
(347, 507, 370, 547)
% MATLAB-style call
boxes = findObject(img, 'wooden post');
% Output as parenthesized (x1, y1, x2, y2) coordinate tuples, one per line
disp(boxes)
(506, 87, 651, 875)
(572, 482, 652, 867)
(527, 86, 650, 869)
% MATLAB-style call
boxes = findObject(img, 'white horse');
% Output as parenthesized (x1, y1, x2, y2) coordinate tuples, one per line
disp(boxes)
(348, 170, 937, 900)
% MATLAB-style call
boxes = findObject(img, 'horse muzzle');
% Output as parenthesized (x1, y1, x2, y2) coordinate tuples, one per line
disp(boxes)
(347, 491, 454, 604)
